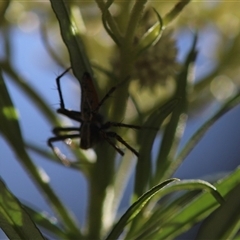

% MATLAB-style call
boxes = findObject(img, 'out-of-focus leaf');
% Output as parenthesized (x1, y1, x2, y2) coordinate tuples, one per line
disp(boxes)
(102, 153, 136, 232)
(151, 167, 240, 239)
(0, 69, 82, 238)
(196, 183, 240, 240)
(134, 8, 163, 57)
(24, 205, 66, 238)
(0, 69, 25, 149)
(156, 179, 224, 205)
(0, 0, 10, 23)
(102, 5, 121, 46)
(168, 91, 240, 178)
(154, 34, 197, 183)
(97, 0, 122, 45)
(235, 234, 240, 240)
(132, 190, 202, 239)
(134, 98, 180, 197)
(106, 178, 178, 240)
(26, 142, 93, 176)
(0, 179, 45, 240)
(128, 179, 223, 239)
(1, 61, 59, 125)
(50, 0, 92, 82)
(163, 0, 192, 25)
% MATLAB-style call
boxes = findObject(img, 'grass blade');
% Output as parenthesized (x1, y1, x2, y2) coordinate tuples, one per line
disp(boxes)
(154, 34, 197, 183)
(196, 183, 240, 240)
(163, 0, 192, 26)
(50, 0, 92, 82)
(168, 91, 240, 178)
(153, 167, 240, 239)
(1, 61, 58, 125)
(0, 179, 45, 240)
(106, 178, 178, 240)
(0, 68, 82, 238)
(134, 98, 179, 197)
(134, 8, 163, 57)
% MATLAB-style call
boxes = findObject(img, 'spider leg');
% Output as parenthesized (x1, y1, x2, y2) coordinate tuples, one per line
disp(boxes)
(52, 127, 80, 135)
(99, 131, 124, 155)
(94, 76, 130, 112)
(94, 85, 118, 112)
(105, 131, 139, 157)
(57, 108, 83, 122)
(48, 133, 79, 165)
(56, 67, 72, 109)
(102, 121, 158, 130)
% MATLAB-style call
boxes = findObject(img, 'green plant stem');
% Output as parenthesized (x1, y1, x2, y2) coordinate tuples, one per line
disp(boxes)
(124, 0, 147, 47)
(85, 7, 150, 235)
(86, 6, 151, 235)
(110, 0, 148, 120)
(87, 143, 115, 239)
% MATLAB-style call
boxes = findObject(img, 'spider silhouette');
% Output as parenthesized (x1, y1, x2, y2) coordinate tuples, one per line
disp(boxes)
(48, 68, 149, 162)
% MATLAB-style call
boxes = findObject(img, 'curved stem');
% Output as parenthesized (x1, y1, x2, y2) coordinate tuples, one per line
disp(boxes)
(95, 0, 123, 42)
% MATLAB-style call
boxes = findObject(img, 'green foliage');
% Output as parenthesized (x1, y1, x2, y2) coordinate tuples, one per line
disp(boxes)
(1, 0, 240, 239)
(0, 179, 45, 240)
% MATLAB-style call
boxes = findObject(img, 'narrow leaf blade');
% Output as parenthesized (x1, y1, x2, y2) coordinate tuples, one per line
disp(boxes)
(106, 178, 178, 240)
(196, 183, 240, 240)
(134, 98, 179, 197)
(153, 167, 240, 239)
(0, 179, 45, 240)
(50, 0, 92, 81)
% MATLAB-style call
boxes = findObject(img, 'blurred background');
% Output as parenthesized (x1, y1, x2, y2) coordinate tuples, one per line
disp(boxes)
(1, 1, 240, 238)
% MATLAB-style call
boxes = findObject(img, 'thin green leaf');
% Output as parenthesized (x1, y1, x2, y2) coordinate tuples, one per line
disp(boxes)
(163, 0, 192, 26)
(196, 183, 240, 240)
(0, 69, 82, 238)
(102, 5, 121, 46)
(130, 179, 223, 239)
(23, 205, 66, 238)
(154, 34, 197, 183)
(0, 69, 25, 149)
(134, 8, 163, 57)
(156, 179, 224, 205)
(167, 91, 240, 178)
(152, 167, 240, 239)
(96, 0, 123, 44)
(134, 98, 180, 197)
(50, 0, 92, 82)
(0, 179, 45, 240)
(1, 61, 59, 125)
(106, 178, 179, 240)
(128, 179, 224, 239)
(132, 190, 202, 239)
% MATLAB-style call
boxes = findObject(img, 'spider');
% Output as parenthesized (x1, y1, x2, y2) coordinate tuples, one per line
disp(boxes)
(48, 68, 151, 162)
